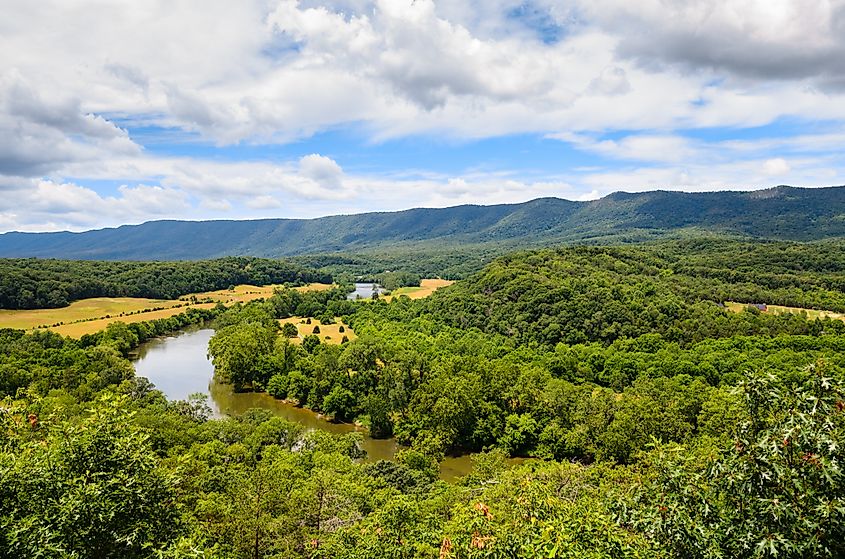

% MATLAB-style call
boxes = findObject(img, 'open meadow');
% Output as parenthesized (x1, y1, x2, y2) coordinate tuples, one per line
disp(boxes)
(0, 283, 335, 337)
(278, 316, 356, 344)
(725, 301, 845, 321)
(384, 278, 454, 301)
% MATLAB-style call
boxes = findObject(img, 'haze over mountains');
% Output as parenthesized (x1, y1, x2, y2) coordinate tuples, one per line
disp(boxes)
(1, 185, 843, 261)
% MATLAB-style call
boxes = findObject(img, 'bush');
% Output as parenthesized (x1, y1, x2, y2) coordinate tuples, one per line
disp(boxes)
(266, 374, 289, 399)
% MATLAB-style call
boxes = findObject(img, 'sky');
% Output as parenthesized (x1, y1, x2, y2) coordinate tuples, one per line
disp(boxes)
(1, 0, 844, 232)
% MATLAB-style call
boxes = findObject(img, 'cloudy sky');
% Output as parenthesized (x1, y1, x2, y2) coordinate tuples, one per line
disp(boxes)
(2, 0, 844, 232)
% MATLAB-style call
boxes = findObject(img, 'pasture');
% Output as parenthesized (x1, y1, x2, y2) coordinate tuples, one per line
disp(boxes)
(278, 317, 356, 345)
(0, 297, 183, 331)
(0, 283, 336, 337)
(384, 278, 454, 301)
(725, 301, 845, 322)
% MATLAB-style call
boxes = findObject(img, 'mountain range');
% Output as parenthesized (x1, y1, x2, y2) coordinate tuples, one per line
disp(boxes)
(1, 185, 843, 260)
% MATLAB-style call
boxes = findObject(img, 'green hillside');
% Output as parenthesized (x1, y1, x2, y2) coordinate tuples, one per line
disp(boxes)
(1, 185, 843, 260)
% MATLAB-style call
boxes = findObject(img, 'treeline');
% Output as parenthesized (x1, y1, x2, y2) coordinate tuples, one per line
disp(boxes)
(0, 306, 221, 399)
(0, 256, 332, 309)
(424, 241, 845, 347)
(2, 330, 842, 558)
(290, 244, 506, 281)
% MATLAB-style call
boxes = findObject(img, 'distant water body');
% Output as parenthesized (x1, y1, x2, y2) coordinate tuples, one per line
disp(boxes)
(346, 282, 386, 300)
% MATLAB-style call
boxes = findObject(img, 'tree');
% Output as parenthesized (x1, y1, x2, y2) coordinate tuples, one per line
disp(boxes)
(637, 366, 845, 559)
(0, 395, 181, 558)
(208, 322, 277, 390)
(282, 322, 299, 338)
(302, 334, 321, 354)
(323, 386, 356, 422)
(267, 374, 289, 399)
(312, 325, 321, 334)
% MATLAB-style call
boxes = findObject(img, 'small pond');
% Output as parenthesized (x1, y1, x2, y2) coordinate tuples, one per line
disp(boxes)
(132, 327, 478, 479)
(346, 282, 386, 300)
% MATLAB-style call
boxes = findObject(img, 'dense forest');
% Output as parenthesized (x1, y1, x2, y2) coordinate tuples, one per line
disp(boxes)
(0, 257, 331, 309)
(2, 239, 845, 558)
(1, 185, 844, 260)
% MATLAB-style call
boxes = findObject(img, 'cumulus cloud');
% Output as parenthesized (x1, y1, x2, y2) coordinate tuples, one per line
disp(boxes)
(298, 154, 343, 187)
(0, 71, 140, 177)
(0, 178, 189, 231)
(580, 0, 845, 89)
(0, 0, 843, 231)
(763, 158, 791, 176)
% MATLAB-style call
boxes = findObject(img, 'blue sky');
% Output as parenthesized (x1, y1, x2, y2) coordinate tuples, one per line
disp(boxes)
(1, 0, 844, 231)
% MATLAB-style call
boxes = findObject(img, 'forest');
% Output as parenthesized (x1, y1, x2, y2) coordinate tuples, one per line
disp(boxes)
(0, 257, 331, 309)
(2, 239, 844, 558)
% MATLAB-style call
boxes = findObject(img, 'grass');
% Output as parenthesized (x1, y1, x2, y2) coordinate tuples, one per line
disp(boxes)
(277, 317, 355, 345)
(725, 301, 845, 321)
(384, 278, 454, 301)
(0, 283, 336, 338)
(0, 297, 182, 331)
(49, 303, 219, 337)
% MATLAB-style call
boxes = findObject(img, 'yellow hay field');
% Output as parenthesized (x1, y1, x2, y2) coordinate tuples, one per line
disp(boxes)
(0, 283, 334, 337)
(725, 301, 845, 322)
(385, 278, 454, 301)
(277, 317, 356, 345)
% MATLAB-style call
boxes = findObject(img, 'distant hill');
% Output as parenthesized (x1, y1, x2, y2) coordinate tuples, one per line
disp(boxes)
(1, 185, 843, 260)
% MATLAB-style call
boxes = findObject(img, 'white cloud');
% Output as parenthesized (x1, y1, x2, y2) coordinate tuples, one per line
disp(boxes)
(0, 0, 843, 231)
(298, 154, 344, 187)
(763, 158, 791, 176)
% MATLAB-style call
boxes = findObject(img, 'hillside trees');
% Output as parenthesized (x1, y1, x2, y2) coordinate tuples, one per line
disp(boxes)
(0, 256, 331, 310)
(633, 367, 845, 558)
(0, 396, 181, 558)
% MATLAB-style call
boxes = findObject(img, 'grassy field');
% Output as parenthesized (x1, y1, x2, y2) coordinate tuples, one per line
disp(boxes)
(278, 317, 355, 345)
(725, 301, 845, 321)
(0, 283, 336, 337)
(384, 278, 454, 301)
(49, 303, 219, 337)
(0, 297, 183, 331)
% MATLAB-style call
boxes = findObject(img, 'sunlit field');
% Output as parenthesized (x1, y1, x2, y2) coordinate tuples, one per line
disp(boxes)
(277, 316, 356, 344)
(0, 283, 335, 337)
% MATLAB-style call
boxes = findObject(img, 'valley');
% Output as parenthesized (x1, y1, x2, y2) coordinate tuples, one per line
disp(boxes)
(3, 234, 844, 559)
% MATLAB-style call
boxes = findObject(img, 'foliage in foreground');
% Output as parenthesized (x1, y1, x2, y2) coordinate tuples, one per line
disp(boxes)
(2, 364, 842, 558)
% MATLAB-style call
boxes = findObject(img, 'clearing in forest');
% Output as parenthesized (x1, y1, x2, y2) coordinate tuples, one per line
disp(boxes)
(384, 278, 454, 301)
(0, 283, 335, 337)
(278, 317, 356, 345)
(724, 301, 845, 321)
(0, 297, 184, 331)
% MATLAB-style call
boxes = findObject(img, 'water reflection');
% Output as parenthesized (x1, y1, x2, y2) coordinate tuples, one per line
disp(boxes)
(209, 382, 400, 463)
(346, 282, 386, 300)
(133, 327, 506, 480)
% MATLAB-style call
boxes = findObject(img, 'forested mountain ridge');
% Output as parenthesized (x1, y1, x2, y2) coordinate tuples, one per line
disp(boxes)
(1, 185, 843, 260)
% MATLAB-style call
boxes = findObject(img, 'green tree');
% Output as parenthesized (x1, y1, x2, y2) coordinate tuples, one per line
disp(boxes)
(638, 366, 845, 559)
(0, 395, 180, 558)
(208, 322, 277, 390)
(323, 386, 356, 423)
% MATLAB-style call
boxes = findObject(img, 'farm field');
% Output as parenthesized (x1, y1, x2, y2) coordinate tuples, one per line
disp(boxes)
(278, 317, 355, 345)
(0, 297, 183, 331)
(725, 301, 845, 321)
(0, 283, 335, 337)
(49, 303, 219, 337)
(384, 278, 454, 301)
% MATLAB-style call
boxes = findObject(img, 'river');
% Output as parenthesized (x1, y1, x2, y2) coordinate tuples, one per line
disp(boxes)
(132, 326, 477, 480)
